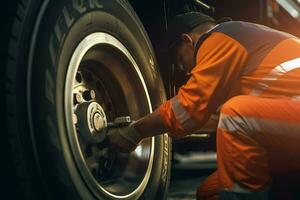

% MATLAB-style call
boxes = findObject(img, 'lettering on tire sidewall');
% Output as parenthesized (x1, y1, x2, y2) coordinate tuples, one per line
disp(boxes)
(46, 0, 104, 143)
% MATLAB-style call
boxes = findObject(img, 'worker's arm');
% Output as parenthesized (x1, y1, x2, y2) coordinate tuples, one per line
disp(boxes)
(107, 109, 168, 152)
(133, 108, 170, 137)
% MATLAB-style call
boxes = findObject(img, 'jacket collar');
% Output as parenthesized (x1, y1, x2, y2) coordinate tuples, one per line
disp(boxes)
(194, 24, 219, 58)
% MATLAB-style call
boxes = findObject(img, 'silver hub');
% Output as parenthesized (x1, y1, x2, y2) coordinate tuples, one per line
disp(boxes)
(93, 112, 103, 131)
(75, 101, 107, 143)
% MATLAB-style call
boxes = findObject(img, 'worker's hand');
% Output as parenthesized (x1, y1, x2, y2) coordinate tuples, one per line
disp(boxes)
(107, 124, 143, 153)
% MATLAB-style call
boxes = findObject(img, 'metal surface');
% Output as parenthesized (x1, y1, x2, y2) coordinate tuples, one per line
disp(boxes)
(75, 101, 107, 143)
(107, 116, 132, 128)
(64, 32, 155, 199)
(193, 0, 215, 12)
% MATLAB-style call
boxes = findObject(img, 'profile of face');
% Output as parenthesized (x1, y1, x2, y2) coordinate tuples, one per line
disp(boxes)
(173, 33, 196, 75)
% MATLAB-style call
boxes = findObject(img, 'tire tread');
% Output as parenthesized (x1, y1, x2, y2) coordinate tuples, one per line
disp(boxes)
(4, 0, 37, 199)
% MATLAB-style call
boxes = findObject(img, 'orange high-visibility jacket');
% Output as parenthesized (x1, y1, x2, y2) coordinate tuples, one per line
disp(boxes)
(159, 21, 300, 138)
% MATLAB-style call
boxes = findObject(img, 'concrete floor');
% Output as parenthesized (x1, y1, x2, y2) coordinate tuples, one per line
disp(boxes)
(167, 152, 216, 200)
(168, 173, 204, 200)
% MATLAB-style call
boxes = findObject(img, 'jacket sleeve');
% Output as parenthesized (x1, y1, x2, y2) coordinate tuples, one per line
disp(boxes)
(159, 32, 249, 138)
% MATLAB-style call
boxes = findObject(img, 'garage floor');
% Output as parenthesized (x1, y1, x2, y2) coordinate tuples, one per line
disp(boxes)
(168, 171, 207, 200)
(167, 152, 216, 200)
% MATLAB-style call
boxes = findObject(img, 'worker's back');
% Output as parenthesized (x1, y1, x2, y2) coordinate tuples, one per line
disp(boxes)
(211, 21, 300, 99)
(192, 21, 300, 114)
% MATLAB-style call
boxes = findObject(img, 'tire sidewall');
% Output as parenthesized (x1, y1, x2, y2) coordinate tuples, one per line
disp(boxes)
(30, 0, 170, 199)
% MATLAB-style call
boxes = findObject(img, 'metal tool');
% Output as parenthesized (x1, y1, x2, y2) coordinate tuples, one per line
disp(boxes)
(98, 116, 132, 148)
(107, 116, 132, 128)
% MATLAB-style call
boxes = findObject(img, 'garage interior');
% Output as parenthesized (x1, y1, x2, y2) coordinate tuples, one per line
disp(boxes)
(2, 0, 300, 199)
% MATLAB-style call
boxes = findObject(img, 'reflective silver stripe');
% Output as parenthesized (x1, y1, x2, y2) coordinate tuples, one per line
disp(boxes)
(251, 57, 300, 96)
(219, 113, 300, 138)
(292, 95, 300, 101)
(171, 96, 198, 131)
(218, 113, 262, 137)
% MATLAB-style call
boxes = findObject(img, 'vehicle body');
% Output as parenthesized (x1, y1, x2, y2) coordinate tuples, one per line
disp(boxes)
(1, 0, 299, 199)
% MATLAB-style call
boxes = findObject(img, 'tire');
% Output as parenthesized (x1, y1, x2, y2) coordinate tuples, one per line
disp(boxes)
(2, 0, 171, 199)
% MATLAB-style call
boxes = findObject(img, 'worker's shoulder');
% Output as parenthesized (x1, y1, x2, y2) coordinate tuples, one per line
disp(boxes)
(210, 21, 295, 50)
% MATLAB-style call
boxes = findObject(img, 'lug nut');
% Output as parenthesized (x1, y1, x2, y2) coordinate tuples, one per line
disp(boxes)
(83, 90, 96, 101)
(90, 90, 96, 99)
(74, 93, 83, 104)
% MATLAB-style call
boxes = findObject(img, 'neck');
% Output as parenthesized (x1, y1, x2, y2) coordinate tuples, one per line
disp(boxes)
(189, 24, 216, 45)
(189, 33, 202, 46)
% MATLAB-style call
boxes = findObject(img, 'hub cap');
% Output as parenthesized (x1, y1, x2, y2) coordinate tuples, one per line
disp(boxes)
(75, 101, 107, 143)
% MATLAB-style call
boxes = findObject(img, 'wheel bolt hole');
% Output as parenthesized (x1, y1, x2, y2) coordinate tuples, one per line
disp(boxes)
(76, 72, 83, 83)
(83, 90, 96, 101)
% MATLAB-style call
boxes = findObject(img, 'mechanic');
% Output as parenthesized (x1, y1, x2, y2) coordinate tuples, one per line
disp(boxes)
(107, 12, 300, 200)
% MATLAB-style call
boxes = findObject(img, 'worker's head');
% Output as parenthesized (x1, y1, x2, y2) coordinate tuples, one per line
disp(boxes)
(166, 12, 217, 75)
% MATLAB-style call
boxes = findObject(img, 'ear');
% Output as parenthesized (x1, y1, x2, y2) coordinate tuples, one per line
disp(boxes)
(180, 33, 193, 44)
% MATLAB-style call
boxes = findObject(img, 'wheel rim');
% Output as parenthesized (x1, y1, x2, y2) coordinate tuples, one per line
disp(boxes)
(64, 32, 154, 199)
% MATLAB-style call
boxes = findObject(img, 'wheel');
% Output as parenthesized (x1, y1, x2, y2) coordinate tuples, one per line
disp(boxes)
(2, 0, 171, 199)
